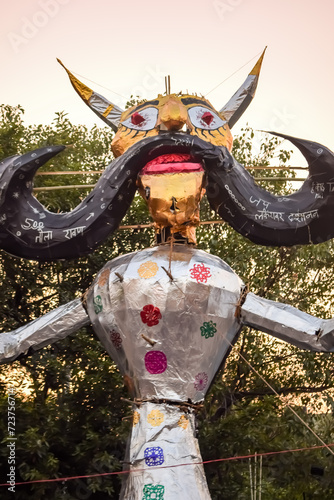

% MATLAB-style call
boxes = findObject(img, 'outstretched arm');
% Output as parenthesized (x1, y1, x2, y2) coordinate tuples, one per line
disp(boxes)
(0, 298, 90, 363)
(240, 292, 334, 352)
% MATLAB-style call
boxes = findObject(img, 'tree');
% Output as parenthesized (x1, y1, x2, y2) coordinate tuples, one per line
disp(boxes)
(0, 107, 333, 499)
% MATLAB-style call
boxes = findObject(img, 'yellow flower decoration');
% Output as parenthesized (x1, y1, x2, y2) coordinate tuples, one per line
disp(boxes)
(177, 415, 189, 430)
(133, 411, 140, 426)
(147, 409, 164, 427)
(138, 261, 159, 279)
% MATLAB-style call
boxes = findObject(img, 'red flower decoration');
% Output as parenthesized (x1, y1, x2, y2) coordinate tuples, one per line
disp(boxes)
(140, 304, 162, 327)
(189, 263, 211, 284)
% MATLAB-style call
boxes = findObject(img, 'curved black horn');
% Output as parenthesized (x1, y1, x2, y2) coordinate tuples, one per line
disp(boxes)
(57, 59, 124, 133)
(219, 48, 266, 129)
(202, 133, 334, 246)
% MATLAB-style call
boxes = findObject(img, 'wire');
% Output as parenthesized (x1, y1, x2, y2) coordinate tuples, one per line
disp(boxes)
(227, 338, 334, 456)
(1, 443, 333, 487)
(205, 50, 263, 97)
(72, 71, 127, 101)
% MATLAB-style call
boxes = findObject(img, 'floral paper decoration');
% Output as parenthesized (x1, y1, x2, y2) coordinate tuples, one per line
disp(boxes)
(189, 263, 211, 284)
(138, 261, 159, 279)
(147, 408, 165, 427)
(133, 410, 140, 426)
(145, 351, 167, 374)
(144, 446, 164, 466)
(110, 330, 122, 349)
(93, 295, 103, 314)
(142, 484, 165, 500)
(177, 414, 189, 430)
(97, 269, 110, 286)
(200, 320, 217, 339)
(140, 305, 162, 327)
(194, 372, 208, 391)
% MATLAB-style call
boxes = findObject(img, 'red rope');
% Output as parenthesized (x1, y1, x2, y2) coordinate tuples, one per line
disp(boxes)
(1, 442, 333, 487)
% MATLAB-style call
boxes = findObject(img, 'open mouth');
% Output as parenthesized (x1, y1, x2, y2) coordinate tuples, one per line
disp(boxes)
(140, 153, 204, 175)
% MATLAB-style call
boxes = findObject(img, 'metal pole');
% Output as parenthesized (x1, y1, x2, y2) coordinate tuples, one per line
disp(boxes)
(259, 455, 262, 500)
(254, 452, 257, 500)
(249, 453, 254, 500)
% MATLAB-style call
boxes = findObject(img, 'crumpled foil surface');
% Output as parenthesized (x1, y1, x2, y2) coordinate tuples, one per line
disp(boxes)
(120, 402, 212, 500)
(86, 244, 244, 403)
(0, 299, 89, 363)
(241, 292, 334, 352)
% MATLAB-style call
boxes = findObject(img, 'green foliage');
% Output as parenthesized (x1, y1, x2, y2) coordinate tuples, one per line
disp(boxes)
(125, 95, 146, 110)
(0, 108, 333, 499)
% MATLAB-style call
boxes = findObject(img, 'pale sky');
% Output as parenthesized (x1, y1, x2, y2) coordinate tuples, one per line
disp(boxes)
(2, 0, 334, 162)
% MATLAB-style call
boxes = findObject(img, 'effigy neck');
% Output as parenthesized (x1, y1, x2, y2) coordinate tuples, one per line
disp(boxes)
(155, 226, 197, 245)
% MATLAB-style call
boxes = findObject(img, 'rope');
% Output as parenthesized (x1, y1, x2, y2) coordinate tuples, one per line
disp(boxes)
(1, 443, 333, 487)
(227, 338, 334, 456)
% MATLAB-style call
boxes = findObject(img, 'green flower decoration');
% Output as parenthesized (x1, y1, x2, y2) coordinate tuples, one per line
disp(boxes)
(200, 320, 217, 339)
(142, 484, 165, 499)
(93, 295, 103, 314)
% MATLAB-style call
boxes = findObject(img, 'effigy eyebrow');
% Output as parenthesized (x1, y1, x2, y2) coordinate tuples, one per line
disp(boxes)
(180, 97, 214, 108)
(132, 99, 160, 111)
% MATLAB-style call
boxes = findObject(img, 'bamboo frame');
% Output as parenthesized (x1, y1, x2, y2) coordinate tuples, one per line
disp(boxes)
(33, 177, 307, 191)
(35, 166, 308, 176)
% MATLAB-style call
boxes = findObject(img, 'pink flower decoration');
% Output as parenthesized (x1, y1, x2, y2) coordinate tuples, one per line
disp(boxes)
(189, 263, 211, 284)
(140, 304, 162, 327)
(145, 351, 167, 374)
(194, 372, 208, 391)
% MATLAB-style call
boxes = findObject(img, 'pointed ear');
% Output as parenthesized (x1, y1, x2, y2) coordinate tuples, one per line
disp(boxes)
(219, 47, 266, 129)
(57, 59, 124, 132)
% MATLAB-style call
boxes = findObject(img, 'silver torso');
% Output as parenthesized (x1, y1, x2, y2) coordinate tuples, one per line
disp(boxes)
(86, 245, 244, 403)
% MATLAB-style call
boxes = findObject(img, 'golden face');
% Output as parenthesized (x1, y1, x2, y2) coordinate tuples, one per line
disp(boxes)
(111, 94, 233, 157)
(137, 170, 206, 244)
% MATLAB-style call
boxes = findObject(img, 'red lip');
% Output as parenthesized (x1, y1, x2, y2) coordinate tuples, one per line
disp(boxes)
(140, 154, 204, 174)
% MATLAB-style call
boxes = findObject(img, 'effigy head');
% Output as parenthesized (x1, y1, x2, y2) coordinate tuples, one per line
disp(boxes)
(54, 53, 266, 245)
(110, 93, 232, 243)
(111, 94, 233, 157)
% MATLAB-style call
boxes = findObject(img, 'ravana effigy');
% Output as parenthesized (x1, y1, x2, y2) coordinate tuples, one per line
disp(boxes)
(1, 49, 334, 499)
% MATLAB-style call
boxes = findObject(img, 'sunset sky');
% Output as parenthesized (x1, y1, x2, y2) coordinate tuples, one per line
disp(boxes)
(2, 0, 334, 162)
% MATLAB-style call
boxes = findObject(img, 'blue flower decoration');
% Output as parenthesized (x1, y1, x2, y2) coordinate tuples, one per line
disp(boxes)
(144, 446, 164, 466)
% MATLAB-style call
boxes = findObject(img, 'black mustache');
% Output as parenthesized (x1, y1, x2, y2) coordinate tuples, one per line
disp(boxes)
(0, 132, 333, 261)
(204, 132, 334, 246)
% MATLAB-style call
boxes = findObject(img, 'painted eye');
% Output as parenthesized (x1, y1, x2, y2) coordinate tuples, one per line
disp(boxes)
(188, 106, 226, 130)
(131, 112, 145, 125)
(201, 112, 214, 126)
(121, 107, 158, 131)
